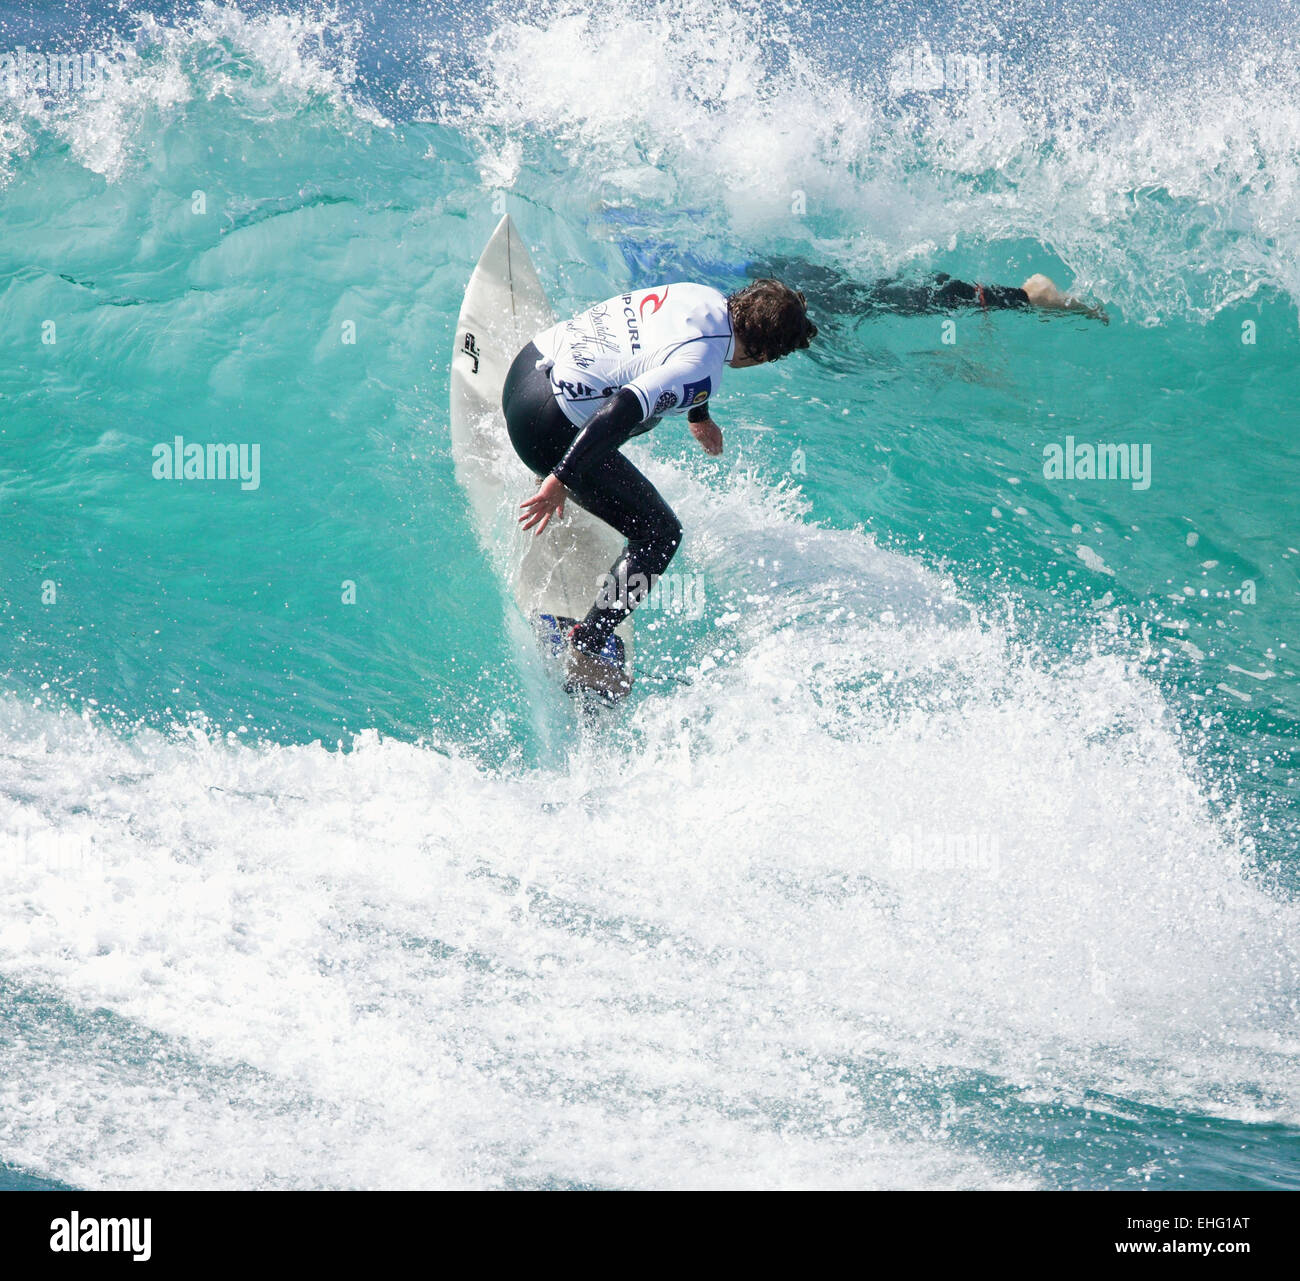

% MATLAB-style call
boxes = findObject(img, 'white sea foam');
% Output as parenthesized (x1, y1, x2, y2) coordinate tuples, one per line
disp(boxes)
(2, 458, 1295, 1188)
(458, 0, 1300, 321)
(0, 1, 385, 185)
(5, 1, 1297, 318)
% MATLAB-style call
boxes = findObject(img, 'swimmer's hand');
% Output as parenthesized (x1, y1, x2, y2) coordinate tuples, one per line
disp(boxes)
(690, 416, 723, 456)
(519, 473, 567, 534)
(1022, 273, 1109, 323)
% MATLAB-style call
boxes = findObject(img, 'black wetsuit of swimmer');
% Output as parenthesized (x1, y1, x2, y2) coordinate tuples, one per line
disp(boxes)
(502, 344, 682, 654)
(853, 272, 1030, 313)
(747, 259, 1031, 315)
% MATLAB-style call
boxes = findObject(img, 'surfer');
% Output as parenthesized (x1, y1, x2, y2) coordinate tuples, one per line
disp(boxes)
(502, 279, 817, 680)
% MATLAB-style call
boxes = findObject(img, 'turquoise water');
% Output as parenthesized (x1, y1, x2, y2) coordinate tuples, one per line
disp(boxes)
(1, 0, 1298, 1189)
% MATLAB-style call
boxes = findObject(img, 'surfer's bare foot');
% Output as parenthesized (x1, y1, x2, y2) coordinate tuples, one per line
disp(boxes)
(1022, 273, 1109, 322)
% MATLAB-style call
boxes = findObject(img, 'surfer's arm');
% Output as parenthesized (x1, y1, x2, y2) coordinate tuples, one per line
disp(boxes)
(688, 402, 723, 456)
(551, 389, 643, 487)
(520, 388, 644, 534)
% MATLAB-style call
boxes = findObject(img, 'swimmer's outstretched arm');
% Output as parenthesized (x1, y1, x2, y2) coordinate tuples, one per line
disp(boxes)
(1021, 274, 1108, 321)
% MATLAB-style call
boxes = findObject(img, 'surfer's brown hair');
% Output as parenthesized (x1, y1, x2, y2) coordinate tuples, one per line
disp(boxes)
(727, 279, 818, 362)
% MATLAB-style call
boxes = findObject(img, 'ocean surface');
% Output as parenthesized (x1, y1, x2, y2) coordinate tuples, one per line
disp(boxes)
(1, 0, 1298, 1189)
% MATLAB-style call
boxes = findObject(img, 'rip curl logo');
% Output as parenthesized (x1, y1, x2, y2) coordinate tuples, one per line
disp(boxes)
(639, 287, 669, 317)
(556, 378, 598, 400)
(653, 390, 678, 414)
(50, 1212, 151, 1262)
(620, 294, 642, 352)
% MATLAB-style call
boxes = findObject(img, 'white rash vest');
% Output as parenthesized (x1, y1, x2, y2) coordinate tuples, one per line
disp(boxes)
(531, 283, 734, 428)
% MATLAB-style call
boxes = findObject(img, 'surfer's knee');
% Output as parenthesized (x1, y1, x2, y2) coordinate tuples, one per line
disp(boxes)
(647, 508, 682, 571)
(661, 508, 683, 550)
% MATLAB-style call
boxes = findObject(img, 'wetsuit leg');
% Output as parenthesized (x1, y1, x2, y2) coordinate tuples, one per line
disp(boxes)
(852, 273, 1030, 314)
(926, 274, 1030, 310)
(560, 454, 682, 649)
(502, 342, 683, 650)
(747, 259, 1029, 315)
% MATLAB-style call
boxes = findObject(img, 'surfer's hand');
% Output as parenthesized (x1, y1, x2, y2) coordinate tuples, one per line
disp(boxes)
(691, 417, 723, 456)
(519, 474, 567, 534)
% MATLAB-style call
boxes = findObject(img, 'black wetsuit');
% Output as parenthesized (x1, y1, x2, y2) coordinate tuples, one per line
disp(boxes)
(747, 259, 1030, 316)
(502, 342, 683, 652)
(853, 273, 1030, 313)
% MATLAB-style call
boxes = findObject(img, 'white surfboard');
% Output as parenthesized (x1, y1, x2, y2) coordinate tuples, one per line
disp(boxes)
(449, 215, 633, 696)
